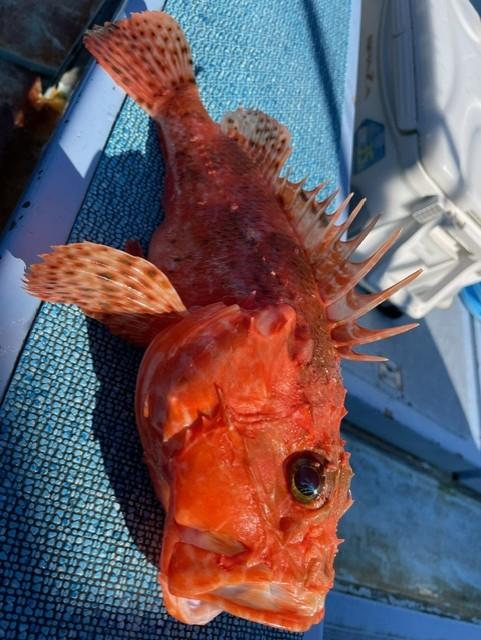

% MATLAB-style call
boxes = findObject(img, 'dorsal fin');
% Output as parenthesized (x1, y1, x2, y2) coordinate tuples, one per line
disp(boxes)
(276, 176, 421, 361)
(219, 104, 421, 361)
(220, 108, 292, 184)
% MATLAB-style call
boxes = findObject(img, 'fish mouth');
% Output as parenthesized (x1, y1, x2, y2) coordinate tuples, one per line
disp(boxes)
(161, 533, 326, 631)
(209, 581, 325, 621)
(165, 569, 325, 631)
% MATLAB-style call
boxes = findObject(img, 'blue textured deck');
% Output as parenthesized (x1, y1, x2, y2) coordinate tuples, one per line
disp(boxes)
(0, 1, 354, 638)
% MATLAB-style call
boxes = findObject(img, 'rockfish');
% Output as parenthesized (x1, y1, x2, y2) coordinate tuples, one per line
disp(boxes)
(25, 10, 420, 632)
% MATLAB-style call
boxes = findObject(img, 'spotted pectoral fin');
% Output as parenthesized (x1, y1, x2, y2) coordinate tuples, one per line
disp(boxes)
(220, 108, 292, 185)
(25, 241, 186, 346)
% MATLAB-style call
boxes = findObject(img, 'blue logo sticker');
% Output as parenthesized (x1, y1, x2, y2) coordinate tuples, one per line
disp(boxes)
(353, 118, 385, 174)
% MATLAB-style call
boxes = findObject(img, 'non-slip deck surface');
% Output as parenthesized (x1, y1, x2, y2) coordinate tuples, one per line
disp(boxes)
(0, 1, 353, 637)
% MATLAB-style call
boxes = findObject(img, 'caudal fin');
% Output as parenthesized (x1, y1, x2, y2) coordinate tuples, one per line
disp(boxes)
(84, 11, 195, 115)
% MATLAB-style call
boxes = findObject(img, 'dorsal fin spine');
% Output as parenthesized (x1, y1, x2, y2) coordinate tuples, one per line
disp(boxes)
(221, 106, 421, 361)
(275, 172, 422, 360)
(328, 214, 380, 264)
(321, 229, 401, 307)
(328, 269, 422, 327)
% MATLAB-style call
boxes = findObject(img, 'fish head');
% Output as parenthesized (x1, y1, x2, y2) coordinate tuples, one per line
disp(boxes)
(136, 303, 352, 631)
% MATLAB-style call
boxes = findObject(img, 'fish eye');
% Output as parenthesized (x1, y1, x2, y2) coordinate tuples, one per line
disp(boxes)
(286, 451, 327, 507)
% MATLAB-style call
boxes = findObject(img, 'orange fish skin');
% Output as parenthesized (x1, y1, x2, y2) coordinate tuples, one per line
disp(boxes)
(134, 35, 350, 631)
(23, 9, 420, 634)
(149, 84, 338, 377)
(136, 303, 351, 631)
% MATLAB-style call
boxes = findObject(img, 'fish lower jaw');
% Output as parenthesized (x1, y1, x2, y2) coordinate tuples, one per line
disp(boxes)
(163, 577, 325, 631)
(161, 529, 327, 630)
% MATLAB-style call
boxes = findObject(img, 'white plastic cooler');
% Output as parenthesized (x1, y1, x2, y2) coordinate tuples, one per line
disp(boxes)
(352, 0, 481, 318)
(340, 0, 481, 498)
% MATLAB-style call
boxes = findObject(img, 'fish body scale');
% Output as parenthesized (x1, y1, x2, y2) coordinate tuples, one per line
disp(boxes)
(149, 87, 336, 371)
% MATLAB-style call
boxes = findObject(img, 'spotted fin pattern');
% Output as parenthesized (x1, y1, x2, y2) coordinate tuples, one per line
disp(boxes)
(276, 178, 421, 361)
(83, 11, 195, 115)
(25, 242, 186, 346)
(221, 108, 292, 185)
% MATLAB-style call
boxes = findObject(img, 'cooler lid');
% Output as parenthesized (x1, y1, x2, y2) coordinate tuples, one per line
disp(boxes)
(408, 0, 481, 215)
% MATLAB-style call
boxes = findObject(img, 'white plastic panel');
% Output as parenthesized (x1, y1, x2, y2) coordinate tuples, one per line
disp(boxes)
(351, 0, 481, 318)
(413, 0, 481, 216)
(391, 1, 416, 132)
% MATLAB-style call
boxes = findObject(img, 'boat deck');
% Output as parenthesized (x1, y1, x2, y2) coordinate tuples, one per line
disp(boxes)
(1, 1, 481, 639)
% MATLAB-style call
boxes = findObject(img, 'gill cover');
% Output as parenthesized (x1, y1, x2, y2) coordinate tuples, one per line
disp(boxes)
(135, 303, 351, 631)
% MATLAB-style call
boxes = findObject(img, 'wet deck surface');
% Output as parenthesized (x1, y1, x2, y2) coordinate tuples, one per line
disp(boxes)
(337, 426, 481, 623)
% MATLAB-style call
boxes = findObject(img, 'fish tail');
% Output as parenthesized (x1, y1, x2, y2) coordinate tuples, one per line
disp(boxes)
(84, 11, 195, 116)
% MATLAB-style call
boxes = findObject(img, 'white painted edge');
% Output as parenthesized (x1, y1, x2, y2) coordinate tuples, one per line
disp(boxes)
(0, 0, 165, 401)
(339, 0, 361, 201)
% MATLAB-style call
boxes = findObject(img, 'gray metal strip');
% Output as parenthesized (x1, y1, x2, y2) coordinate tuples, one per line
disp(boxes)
(324, 591, 481, 640)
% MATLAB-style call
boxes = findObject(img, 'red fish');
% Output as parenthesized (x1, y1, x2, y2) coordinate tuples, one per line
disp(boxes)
(25, 11, 420, 632)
